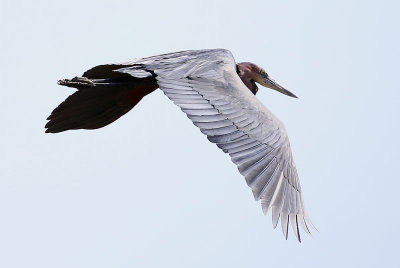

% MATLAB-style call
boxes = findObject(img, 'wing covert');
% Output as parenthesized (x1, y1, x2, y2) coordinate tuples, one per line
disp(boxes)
(116, 49, 314, 241)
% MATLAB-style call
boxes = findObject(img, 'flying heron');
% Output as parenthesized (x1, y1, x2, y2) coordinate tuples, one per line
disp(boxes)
(46, 49, 315, 242)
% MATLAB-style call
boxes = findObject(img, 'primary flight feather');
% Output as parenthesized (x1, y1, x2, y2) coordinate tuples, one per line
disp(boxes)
(46, 49, 315, 242)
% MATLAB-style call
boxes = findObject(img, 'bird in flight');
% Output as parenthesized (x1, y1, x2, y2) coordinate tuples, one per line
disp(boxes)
(46, 49, 315, 242)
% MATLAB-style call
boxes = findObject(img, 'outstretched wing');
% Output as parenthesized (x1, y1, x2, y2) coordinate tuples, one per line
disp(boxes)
(117, 49, 314, 241)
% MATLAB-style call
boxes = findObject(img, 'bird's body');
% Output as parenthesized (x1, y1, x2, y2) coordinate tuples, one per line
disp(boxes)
(46, 49, 314, 241)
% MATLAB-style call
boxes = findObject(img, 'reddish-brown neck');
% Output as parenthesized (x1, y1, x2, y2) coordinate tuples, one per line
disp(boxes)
(236, 62, 261, 95)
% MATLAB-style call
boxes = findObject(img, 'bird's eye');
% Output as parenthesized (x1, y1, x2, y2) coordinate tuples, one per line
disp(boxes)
(260, 69, 267, 76)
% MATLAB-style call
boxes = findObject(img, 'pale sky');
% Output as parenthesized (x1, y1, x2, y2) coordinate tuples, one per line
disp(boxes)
(1, 0, 399, 267)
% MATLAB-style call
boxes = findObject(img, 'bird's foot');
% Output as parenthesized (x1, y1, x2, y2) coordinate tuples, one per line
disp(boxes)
(57, 76, 94, 88)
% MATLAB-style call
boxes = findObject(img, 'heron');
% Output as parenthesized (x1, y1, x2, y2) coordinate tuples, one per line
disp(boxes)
(45, 49, 315, 242)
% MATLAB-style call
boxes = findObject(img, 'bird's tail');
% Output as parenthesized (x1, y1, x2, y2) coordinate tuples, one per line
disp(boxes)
(45, 65, 158, 133)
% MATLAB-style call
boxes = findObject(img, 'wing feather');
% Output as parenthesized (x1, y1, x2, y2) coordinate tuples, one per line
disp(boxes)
(116, 49, 313, 241)
(188, 114, 227, 122)
(217, 137, 257, 151)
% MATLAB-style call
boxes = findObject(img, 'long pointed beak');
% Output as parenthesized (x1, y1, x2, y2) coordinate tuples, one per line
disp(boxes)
(258, 74, 298, 98)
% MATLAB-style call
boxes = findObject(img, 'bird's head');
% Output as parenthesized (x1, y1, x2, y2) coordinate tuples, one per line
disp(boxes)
(236, 62, 297, 98)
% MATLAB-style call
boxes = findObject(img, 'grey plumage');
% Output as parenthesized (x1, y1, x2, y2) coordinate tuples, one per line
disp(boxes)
(112, 49, 315, 241)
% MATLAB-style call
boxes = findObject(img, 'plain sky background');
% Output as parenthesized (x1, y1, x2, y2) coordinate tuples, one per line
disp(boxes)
(1, 0, 399, 267)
